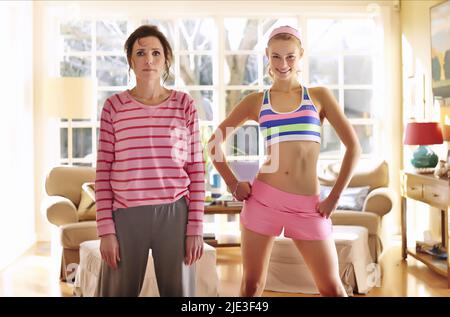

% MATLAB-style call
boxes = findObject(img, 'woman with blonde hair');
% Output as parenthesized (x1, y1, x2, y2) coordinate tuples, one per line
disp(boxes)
(208, 25, 361, 297)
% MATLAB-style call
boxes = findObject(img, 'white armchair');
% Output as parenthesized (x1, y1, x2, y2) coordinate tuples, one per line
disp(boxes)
(44, 166, 98, 281)
(319, 160, 395, 261)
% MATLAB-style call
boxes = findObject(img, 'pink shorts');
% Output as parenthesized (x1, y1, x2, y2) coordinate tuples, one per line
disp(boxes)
(240, 179, 332, 240)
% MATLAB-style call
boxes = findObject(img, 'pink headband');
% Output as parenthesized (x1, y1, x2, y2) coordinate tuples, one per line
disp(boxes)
(268, 25, 302, 44)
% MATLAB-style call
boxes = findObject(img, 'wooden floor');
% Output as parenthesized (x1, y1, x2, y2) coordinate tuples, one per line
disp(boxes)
(0, 239, 449, 297)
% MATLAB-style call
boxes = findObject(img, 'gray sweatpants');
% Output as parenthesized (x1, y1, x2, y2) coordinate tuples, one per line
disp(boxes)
(95, 198, 196, 297)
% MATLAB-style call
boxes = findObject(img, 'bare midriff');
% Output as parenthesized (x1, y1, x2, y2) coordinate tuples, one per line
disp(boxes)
(255, 140, 320, 196)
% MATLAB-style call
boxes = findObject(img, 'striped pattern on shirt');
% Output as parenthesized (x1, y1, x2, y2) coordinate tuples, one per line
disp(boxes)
(259, 87, 321, 146)
(95, 89, 205, 237)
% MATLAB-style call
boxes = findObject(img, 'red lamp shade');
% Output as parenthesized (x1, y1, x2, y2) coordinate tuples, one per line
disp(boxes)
(403, 122, 443, 145)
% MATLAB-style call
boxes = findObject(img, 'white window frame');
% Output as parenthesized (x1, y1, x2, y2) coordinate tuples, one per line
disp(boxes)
(52, 2, 386, 163)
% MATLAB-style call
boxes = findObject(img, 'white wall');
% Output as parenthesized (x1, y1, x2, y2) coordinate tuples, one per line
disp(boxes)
(376, 3, 403, 244)
(33, 2, 66, 242)
(0, 1, 35, 270)
(400, 0, 444, 243)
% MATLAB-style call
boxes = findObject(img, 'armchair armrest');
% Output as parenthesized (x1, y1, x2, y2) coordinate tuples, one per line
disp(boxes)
(44, 195, 78, 226)
(330, 211, 379, 236)
(362, 187, 395, 218)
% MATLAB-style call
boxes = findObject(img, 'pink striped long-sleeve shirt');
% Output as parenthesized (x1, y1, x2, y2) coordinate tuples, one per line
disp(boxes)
(95, 89, 205, 237)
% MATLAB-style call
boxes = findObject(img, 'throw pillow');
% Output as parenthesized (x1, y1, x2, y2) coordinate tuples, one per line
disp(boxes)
(77, 182, 96, 221)
(320, 185, 370, 211)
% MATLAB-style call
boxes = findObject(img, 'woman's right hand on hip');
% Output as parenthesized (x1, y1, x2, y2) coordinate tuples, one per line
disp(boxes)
(234, 181, 252, 201)
(100, 234, 121, 269)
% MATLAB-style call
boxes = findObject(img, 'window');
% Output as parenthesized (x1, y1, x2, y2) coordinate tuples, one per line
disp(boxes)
(57, 10, 382, 177)
(308, 18, 379, 157)
(59, 20, 128, 166)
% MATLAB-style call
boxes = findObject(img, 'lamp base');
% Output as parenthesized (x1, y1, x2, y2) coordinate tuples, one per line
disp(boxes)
(410, 145, 439, 168)
(413, 167, 436, 174)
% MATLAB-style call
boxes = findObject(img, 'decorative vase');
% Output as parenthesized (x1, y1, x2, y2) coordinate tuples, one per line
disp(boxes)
(411, 145, 439, 168)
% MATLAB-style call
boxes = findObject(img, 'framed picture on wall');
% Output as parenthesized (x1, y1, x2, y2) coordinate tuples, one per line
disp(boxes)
(430, 0, 450, 99)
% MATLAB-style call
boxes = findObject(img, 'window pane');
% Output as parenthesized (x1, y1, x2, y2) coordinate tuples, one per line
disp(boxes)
(344, 89, 373, 119)
(60, 21, 91, 52)
(341, 19, 375, 51)
(97, 91, 117, 120)
(226, 125, 259, 156)
(96, 21, 127, 51)
(309, 55, 338, 85)
(226, 89, 257, 116)
(60, 128, 68, 159)
(179, 18, 215, 51)
(60, 21, 91, 36)
(189, 90, 214, 121)
(225, 54, 258, 85)
(73, 128, 92, 159)
(62, 37, 91, 53)
(353, 124, 374, 154)
(60, 56, 91, 77)
(180, 55, 212, 85)
(320, 123, 340, 156)
(224, 18, 258, 51)
(308, 19, 342, 53)
(344, 55, 372, 85)
(74, 162, 93, 167)
(142, 19, 175, 49)
(261, 18, 298, 50)
(96, 56, 127, 86)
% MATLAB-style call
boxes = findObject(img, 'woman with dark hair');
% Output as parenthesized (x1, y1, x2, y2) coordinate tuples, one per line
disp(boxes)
(94, 25, 204, 297)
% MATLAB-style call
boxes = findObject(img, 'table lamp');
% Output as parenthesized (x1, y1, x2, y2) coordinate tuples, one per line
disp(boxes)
(403, 122, 443, 169)
(43, 77, 96, 164)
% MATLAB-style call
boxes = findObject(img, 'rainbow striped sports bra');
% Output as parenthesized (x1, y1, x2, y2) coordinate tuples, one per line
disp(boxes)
(259, 86, 321, 147)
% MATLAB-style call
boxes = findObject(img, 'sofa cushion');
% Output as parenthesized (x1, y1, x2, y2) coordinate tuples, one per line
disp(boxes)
(60, 221, 99, 249)
(320, 186, 370, 211)
(77, 182, 96, 221)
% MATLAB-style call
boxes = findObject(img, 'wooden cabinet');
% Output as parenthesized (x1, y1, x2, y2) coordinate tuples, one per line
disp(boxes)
(400, 171, 450, 287)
